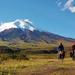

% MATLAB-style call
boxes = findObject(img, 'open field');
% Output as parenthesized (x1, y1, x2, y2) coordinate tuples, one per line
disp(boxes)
(0, 41, 74, 75)
(0, 55, 75, 75)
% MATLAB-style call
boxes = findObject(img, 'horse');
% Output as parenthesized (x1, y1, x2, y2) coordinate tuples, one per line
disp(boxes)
(70, 50, 75, 60)
(58, 50, 65, 61)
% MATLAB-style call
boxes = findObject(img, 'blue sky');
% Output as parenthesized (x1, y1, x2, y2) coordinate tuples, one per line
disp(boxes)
(0, 0, 75, 38)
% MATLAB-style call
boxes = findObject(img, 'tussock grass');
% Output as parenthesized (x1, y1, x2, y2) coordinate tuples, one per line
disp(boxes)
(0, 58, 75, 75)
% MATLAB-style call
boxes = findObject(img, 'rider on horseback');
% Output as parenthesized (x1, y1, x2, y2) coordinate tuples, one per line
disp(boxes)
(58, 43, 65, 59)
(71, 44, 75, 60)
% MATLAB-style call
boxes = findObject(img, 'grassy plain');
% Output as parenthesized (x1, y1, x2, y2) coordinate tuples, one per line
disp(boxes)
(0, 57, 75, 75)
(0, 40, 74, 75)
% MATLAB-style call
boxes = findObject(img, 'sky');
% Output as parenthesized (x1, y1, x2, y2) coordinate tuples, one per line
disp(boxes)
(0, 0, 75, 38)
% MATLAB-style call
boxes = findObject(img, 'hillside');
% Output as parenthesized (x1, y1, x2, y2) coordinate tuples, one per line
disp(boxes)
(0, 19, 75, 46)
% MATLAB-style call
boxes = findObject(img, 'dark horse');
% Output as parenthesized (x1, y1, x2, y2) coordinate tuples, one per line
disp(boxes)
(58, 50, 65, 60)
(70, 44, 75, 60)
(70, 51, 75, 60)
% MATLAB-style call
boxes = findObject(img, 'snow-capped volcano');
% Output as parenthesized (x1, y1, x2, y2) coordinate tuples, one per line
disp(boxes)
(0, 19, 74, 43)
(0, 19, 35, 32)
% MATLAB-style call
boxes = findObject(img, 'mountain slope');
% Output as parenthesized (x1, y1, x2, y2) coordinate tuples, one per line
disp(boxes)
(0, 19, 75, 44)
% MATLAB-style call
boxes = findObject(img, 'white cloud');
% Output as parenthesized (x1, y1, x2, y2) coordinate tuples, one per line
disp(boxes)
(63, 0, 75, 13)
